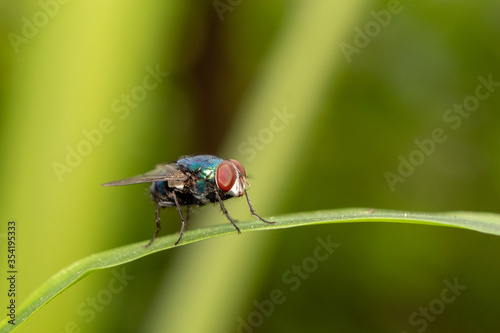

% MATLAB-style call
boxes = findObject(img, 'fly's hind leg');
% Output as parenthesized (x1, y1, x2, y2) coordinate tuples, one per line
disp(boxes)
(143, 203, 162, 248)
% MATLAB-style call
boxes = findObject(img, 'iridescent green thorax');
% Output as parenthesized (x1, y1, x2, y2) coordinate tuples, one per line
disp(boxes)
(177, 155, 222, 183)
(177, 155, 223, 200)
(196, 180, 206, 194)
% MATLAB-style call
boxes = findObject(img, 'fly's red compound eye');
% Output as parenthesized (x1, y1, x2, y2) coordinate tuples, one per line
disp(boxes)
(229, 159, 246, 177)
(216, 161, 237, 192)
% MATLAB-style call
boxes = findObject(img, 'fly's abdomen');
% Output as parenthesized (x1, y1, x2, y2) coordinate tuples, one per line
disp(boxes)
(150, 181, 169, 203)
(151, 179, 206, 207)
(156, 181, 168, 196)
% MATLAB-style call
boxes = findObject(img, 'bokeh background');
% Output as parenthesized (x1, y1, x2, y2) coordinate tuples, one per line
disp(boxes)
(1, 1, 500, 332)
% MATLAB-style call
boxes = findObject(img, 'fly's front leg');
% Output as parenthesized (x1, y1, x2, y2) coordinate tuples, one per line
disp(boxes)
(215, 191, 241, 234)
(244, 189, 275, 224)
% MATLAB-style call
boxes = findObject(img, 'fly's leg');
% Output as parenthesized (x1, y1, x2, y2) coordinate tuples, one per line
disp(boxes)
(244, 189, 275, 224)
(215, 191, 241, 234)
(143, 203, 161, 248)
(172, 191, 187, 246)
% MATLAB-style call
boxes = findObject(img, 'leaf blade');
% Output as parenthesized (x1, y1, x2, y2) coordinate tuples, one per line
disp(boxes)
(2, 208, 500, 332)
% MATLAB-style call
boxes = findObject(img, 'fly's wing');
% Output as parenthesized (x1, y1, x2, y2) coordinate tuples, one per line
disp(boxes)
(101, 163, 188, 186)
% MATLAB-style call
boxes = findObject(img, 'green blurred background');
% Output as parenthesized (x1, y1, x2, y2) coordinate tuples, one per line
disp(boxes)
(1, 1, 500, 332)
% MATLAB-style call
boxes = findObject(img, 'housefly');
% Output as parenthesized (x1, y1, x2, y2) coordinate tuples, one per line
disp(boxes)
(102, 155, 274, 247)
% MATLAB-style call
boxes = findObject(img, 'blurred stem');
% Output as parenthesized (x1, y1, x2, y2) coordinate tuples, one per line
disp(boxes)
(143, 1, 366, 333)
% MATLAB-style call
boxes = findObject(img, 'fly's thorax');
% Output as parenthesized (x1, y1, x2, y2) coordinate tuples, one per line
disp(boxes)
(177, 155, 222, 181)
(178, 172, 216, 204)
(198, 167, 216, 182)
(174, 159, 219, 200)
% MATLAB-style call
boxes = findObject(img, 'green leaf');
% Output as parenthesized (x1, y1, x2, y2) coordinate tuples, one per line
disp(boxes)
(2, 208, 500, 332)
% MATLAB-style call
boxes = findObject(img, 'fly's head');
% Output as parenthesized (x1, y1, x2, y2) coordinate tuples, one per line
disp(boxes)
(215, 159, 249, 197)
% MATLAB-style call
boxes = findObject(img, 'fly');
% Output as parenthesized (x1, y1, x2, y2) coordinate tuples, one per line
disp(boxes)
(102, 155, 275, 247)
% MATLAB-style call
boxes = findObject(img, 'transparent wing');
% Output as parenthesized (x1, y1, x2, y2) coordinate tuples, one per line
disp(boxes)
(101, 163, 188, 186)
